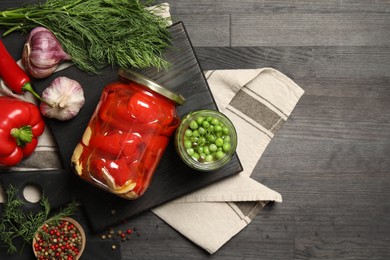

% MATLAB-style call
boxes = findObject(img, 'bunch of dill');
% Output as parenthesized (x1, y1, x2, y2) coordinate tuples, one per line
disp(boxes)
(0, 0, 172, 72)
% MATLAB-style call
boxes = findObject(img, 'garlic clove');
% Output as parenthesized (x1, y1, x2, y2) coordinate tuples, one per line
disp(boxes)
(22, 27, 71, 79)
(40, 77, 85, 121)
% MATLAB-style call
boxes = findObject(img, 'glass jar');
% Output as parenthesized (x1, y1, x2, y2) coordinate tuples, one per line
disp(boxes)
(71, 69, 185, 199)
(175, 109, 237, 172)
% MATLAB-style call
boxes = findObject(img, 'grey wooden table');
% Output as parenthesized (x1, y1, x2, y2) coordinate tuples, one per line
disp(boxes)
(117, 1, 390, 259)
(1, 1, 389, 259)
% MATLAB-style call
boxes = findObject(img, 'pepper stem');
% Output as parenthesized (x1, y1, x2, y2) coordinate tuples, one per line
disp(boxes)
(11, 126, 33, 147)
(22, 82, 52, 106)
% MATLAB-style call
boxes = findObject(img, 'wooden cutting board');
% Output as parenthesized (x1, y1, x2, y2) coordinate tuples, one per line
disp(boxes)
(0, 22, 242, 232)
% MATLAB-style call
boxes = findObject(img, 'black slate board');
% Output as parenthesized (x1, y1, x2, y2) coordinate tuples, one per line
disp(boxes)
(0, 22, 243, 232)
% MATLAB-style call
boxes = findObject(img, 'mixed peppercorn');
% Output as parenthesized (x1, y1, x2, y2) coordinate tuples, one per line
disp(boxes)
(33, 219, 84, 260)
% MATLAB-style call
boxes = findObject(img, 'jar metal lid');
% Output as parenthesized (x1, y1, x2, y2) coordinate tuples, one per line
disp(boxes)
(118, 68, 185, 105)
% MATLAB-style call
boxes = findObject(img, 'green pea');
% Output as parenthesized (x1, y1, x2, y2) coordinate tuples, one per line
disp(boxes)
(205, 154, 213, 162)
(206, 116, 213, 122)
(222, 142, 231, 152)
(189, 120, 198, 130)
(202, 121, 210, 128)
(222, 126, 229, 135)
(209, 144, 217, 152)
(215, 137, 224, 147)
(196, 116, 204, 125)
(197, 146, 204, 154)
(192, 130, 200, 137)
(184, 140, 192, 149)
(185, 129, 193, 137)
(203, 146, 210, 155)
(223, 135, 231, 142)
(192, 152, 200, 160)
(187, 148, 194, 156)
(211, 118, 219, 125)
(215, 151, 225, 160)
(214, 125, 222, 132)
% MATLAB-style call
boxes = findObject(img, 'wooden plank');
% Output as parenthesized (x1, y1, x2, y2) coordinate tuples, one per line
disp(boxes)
(193, 46, 316, 79)
(193, 46, 390, 80)
(171, 14, 230, 47)
(231, 13, 390, 46)
(167, 0, 390, 14)
(313, 47, 390, 78)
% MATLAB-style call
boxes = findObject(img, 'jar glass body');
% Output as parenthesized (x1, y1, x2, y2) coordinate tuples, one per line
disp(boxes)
(72, 79, 181, 199)
(175, 109, 237, 172)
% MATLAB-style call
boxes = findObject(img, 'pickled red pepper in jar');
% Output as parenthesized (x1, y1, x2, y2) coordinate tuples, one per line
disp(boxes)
(71, 69, 185, 199)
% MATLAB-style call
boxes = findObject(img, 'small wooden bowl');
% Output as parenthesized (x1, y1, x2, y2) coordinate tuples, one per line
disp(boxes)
(32, 217, 86, 260)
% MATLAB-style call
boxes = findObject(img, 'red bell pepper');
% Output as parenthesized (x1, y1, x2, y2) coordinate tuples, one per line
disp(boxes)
(128, 92, 166, 124)
(0, 96, 45, 167)
(89, 156, 138, 188)
(88, 131, 143, 160)
(88, 133, 123, 157)
(0, 39, 45, 102)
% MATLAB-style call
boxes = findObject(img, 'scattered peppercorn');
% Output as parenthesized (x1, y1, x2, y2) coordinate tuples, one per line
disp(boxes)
(99, 226, 138, 245)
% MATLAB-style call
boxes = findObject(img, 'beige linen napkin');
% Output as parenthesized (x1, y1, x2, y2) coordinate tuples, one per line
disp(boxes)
(153, 68, 304, 253)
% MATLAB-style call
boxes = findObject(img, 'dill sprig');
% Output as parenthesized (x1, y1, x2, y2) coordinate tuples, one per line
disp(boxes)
(0, 186, 77, 254)
(0, 0, 172, 72)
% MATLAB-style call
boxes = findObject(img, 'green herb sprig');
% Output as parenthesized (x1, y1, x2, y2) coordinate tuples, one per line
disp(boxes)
(0, 186, 77, 254)
(0, 0, 172, 72)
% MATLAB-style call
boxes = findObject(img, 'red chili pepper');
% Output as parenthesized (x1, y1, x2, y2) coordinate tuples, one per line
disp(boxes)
(0, 39, 46, 102)
(0, 96, 45, 167)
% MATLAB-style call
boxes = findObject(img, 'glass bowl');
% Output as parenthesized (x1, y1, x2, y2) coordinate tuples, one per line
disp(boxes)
(175, 109, 237, 172)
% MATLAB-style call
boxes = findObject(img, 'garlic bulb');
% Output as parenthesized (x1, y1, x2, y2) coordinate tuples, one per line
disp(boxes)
(40, 77, 85, 121)
(22, 27, 71, 79)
